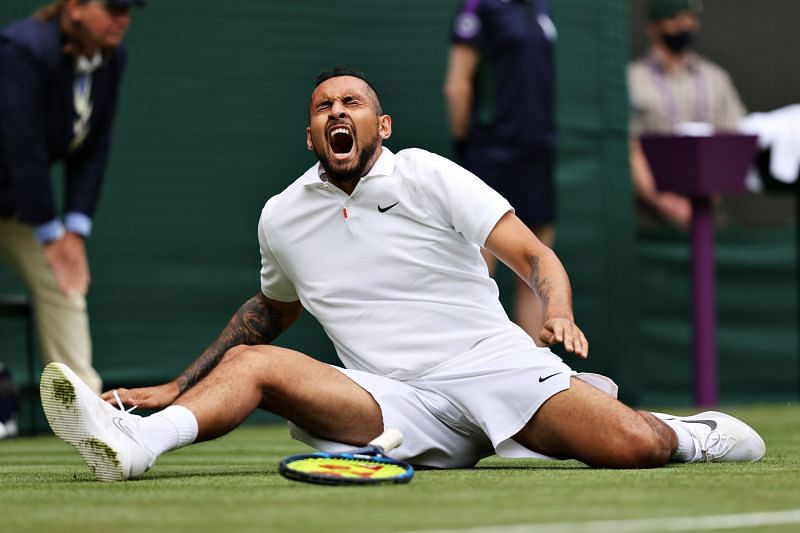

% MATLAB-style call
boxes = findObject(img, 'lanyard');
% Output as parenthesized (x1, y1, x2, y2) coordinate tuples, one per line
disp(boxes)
(647, 55, 708, 127)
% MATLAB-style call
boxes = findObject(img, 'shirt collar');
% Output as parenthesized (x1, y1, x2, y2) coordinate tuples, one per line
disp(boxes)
(302, 146, 396, 188)
(74, 53, 103, 76)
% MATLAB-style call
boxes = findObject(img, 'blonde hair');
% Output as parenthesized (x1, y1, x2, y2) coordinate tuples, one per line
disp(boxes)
(32, 1, 67, 22)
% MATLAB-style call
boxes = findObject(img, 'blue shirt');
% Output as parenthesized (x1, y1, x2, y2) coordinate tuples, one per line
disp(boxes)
(451, 0, 556, 147)
(0, 18, 127, 240)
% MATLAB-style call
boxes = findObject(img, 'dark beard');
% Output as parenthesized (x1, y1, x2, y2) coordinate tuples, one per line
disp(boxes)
(317, 135, 380, 183)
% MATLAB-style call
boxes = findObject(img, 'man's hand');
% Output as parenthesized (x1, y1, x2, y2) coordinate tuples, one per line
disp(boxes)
(44, 232, 90, 297)
(100, 382, 181, 410)
(654, 192, 692, 229)
(538, 317, 589, 359)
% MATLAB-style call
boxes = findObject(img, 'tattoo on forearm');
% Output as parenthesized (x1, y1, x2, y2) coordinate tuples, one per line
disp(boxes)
(529, 255, 552, 310)
(175, 293, 286, 394)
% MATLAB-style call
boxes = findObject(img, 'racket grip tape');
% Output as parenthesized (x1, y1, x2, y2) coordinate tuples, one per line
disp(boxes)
(368, 428, 403, 453)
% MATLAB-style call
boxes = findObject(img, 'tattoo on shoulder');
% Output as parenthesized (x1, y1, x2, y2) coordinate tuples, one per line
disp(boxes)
(176, 293, 287, 394)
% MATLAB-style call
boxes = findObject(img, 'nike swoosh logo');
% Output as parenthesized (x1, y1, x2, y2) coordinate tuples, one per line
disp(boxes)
(538, 372, 562, 383)
(681, 419, 718, 430)
(659, 417, 718, 431)
(378, 202, 399, 213)
(112, 417, 140, 443)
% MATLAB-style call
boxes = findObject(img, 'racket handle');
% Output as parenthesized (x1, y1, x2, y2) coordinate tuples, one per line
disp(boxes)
(368, 428, 403, 453)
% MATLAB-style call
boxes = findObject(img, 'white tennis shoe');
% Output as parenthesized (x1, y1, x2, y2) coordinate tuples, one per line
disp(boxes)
(40, 362, 156, 481)
(653, 410, 766, 463)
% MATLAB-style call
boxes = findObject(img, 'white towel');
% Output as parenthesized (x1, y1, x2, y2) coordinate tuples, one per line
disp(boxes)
(738, 104, 800, 184)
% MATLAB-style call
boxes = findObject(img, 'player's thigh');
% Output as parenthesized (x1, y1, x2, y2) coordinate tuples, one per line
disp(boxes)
(292, 367, 495, 468)
(230, 345, 383, 444)
(513, 377, 670, 467)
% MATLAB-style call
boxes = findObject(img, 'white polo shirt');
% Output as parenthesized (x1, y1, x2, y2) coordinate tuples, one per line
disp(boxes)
(258, 147, 537, 380)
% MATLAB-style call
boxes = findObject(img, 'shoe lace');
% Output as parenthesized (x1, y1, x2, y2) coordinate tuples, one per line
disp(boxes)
(700, 431, 737, 462)
(112, 389, 138, 413)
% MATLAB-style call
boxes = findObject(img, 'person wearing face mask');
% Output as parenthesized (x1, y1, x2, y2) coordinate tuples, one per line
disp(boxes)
(627, 0, 746, 228)
(0, 0, 144, 394)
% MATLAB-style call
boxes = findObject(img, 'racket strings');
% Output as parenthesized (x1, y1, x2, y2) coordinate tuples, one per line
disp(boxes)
(293, 457, 403, 477)
(282, 455, 413, 483)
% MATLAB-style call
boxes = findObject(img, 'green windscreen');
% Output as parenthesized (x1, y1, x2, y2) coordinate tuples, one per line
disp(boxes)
(0, 1, 795, 433)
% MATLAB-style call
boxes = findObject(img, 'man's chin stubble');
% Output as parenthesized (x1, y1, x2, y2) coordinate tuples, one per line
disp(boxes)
(321, 159, 361, 182)
(320, 144, 378, 182)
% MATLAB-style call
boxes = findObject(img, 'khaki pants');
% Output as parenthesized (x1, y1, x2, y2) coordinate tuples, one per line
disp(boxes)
(0, 218, 101, 393)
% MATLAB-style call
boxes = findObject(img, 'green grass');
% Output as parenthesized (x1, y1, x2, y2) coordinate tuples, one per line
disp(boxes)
(1, 404, 799, 533)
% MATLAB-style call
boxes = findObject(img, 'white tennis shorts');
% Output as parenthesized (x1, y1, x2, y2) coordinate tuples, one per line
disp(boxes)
(288, 348, 617, 468)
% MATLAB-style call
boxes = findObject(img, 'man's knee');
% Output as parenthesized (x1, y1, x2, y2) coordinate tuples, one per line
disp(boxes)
(218, 345, 300, 388)
(220, 344, 253, 363)
(523, 379, 675, 469)
(220, 344, 283, 368)
(610, 419, 673, 468)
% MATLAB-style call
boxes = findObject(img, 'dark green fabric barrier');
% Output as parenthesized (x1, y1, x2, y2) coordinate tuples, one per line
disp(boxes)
(638, 227, 797, 405)
(1, 1, 796, 414)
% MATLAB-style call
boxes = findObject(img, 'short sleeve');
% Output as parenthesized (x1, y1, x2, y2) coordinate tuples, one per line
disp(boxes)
(413, 150, 512, 247)
(257, 204, 298, 302)
(450, 0, 484, 47)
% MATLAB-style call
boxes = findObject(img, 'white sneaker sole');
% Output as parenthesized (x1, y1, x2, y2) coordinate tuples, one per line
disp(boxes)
(40, 363, 127, 481)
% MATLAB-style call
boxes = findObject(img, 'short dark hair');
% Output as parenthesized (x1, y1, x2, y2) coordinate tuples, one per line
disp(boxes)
(313, 65, 382, 114)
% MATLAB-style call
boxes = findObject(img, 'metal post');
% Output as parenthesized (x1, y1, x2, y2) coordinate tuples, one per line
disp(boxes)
(796, 192, 800, 401)
(691, 195, 718, 406)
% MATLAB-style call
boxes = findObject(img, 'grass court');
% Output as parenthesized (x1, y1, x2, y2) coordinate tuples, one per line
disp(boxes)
(1, 404, 799, 532)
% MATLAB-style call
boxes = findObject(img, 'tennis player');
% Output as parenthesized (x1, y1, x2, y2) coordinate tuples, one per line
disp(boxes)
(40, 66, 765, 481)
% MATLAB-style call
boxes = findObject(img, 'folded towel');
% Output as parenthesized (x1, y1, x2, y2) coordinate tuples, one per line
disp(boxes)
(739, 104, 800, 183)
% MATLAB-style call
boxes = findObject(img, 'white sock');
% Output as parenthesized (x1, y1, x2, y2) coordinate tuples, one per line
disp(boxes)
(651, 413, 701, 463)
(139, 405, 199, 457)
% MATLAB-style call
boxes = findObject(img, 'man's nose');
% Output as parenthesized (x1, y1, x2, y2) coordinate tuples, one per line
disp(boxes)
(329, 101, 347, 118)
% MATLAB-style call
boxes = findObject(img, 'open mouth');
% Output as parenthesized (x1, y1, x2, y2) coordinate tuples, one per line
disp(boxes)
(329, 127, 354, 155)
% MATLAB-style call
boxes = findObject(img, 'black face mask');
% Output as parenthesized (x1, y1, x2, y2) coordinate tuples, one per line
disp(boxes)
(661, 31, 694, 54)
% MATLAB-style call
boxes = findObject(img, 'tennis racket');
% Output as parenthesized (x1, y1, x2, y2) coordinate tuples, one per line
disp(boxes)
(279, 428, 414, 486)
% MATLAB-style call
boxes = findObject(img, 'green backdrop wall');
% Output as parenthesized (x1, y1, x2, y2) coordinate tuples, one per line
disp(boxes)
(1, 1, 796, 431)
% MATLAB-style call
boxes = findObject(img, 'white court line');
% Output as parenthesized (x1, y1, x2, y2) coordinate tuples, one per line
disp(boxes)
(408, 509, 800, 533)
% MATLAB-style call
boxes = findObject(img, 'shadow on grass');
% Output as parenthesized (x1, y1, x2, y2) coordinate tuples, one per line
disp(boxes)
(46, 467, 281, 484)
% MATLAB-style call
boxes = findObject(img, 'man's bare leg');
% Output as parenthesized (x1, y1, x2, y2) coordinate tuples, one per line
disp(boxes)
(115, 344, 383, 475)
(175, 344, 383, 445)
(39, 346, 383, 481)
(513, 377, 676, 468)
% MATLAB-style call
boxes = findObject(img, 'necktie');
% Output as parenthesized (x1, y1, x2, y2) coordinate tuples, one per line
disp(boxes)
(70, 53, 103, 151)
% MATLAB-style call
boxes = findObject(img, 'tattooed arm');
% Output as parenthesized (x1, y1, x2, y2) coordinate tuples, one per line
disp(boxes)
(174, 293, 301, 395)
(100, 292, 302, 408)
(484, 212, 588, 358)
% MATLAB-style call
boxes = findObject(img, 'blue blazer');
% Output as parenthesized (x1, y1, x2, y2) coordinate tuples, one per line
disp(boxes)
(0, 18, 126, 228)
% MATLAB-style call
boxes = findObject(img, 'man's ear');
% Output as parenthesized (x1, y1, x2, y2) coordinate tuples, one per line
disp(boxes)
(379, 114, 393, 140)
(64, 0, 83, 22)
